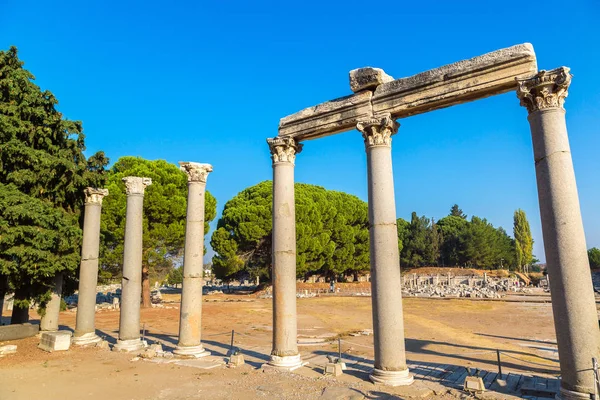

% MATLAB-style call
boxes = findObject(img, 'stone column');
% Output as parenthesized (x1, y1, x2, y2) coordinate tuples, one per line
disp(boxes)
(517, 67, 600, 399)
(266, 136, 304, 369)
(114, 177, 152, 352)
(174, 162, 213, 358)
(73, 188, 108, 345)
(40, 273, 63, 331)
(357, 115, 413, 386)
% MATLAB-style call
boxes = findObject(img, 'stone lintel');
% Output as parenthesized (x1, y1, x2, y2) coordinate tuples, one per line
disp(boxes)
(278, 91, 373, 141)
(372, 43, 537, 118)
(277, 43, 537, 141)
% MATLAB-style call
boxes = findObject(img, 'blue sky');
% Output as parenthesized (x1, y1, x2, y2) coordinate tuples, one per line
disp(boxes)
(1, 1, 599, 263)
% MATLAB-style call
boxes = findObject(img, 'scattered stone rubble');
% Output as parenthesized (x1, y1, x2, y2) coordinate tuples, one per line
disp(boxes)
(401, 276, 532, 299)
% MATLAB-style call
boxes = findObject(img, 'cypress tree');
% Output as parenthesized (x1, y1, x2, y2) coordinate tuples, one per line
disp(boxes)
(0, 47, 107, 322)
(513, 209, 533, 272)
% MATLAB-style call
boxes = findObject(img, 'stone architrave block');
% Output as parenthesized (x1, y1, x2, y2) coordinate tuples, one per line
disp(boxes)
(372, 43, 537, 118)
(349, 67, 394, 93)
(278, 91, 373, 141)
(324, 362, 343, 376)
(278, 43, 537, 142)
(38, 331, 72, 352)
(0, 323, 39, 341)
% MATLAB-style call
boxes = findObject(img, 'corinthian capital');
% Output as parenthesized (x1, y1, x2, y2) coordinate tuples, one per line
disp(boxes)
(84, 187, 109, 205)
(267, 137, 303, 165)
(122, 176, 152, 195)
(179, 162, 213, 183)
(516, 67, 572, 113)
(356, 114, 399, 149)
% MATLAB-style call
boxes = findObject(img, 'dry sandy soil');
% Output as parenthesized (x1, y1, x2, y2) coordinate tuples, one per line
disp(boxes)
(0, 293, 563, 400)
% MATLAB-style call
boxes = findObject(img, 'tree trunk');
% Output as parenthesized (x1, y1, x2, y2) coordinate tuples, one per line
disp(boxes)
(0, 275, 8, 322)
(11, 286, 29, 324)
(141, 265, 151, 308)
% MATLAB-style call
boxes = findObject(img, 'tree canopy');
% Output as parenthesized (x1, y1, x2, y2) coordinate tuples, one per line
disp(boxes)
(0, 46, 108, 322)
(588, 247, 600, 269)
(99, 157, 216, 305)
(210, 181, 369, 280)
(399, 207, 518, 270)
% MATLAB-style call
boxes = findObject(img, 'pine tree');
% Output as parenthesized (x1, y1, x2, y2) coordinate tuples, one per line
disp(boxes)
(210, 181, 370, 281)
(0, 47, 108, 323)
(99, 157, 216, 307)
(513, 209, 533, 273)
(449, 204, 467, 219)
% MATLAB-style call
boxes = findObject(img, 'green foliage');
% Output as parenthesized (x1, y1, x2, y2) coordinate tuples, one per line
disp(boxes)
(401, 207, 517, 270)
(211, 181, 369, 280)
(588, 247, 600, 269)
(166, 267, 183, 286)
(450, 204, 467, 219)
(0, 46, 107, 307)
(397, 217, 409, 255)
(99, 157, 216, 281)
(513, 209, 533, 272)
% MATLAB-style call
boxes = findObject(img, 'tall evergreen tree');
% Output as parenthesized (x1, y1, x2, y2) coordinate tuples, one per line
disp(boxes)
(449, 204, 467, 219)
(0, 47, 108, 323)
(513, 209, 533, 272)
(400, 212, 431, 268)
(99, 157, 216, 307)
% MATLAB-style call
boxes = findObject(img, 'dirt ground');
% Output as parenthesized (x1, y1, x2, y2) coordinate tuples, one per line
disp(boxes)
(0, 294, 563, 400)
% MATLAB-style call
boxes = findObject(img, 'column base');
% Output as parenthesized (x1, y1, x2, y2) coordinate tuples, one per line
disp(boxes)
(173, 344, 211, 358)
(112, 338, 147, 353)
(370, 368, 414, 386)
(266, 354, 305, 371)
(556, 387, 594, 400)
(72, 332, 103, 346)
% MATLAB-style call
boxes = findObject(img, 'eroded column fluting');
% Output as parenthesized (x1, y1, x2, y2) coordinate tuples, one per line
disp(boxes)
(174, 162, 213, 358)
(114, 177, 152, 352)
(357, 115, 413, 386)
(517, 68, 600, 400)
(267, 136, 303, 369)
(73, 188, 108, 345)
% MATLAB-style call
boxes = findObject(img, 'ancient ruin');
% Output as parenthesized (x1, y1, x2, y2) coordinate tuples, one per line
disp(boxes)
(174, 162, 213, 357)
(268, 43, 600, 398)
(114, 176, 152, 352)
(72, 188, 109, 345)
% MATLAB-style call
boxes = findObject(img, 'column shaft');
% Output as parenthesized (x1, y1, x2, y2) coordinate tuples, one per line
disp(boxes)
(40, 273, 63, 331)
(178, 182, 206, 346)
(74, 199, 104, 344)
(368, 145, 407, 369)
(530, 109, 600, 396)
(175, 161, 212, 357)
(517, 67, 600, 399)
(358, 115, 412, 386)
(119, 193, 144, 341)
(271, 162, 298, 358)
(267, 136, 303, 369)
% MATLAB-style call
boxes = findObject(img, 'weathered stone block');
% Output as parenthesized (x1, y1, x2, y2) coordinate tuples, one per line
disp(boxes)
(38, 331, 72, 352)
(324, 362, 343, 376)
(463, 376, 485, 392)
(349, 67, 393, 93)
(372, 43, 537, 118)
(0, 323, 39, 341)
(278, 91, 373, 141)
(228, 353, 245, 367)
(0, 344, 17, 356)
